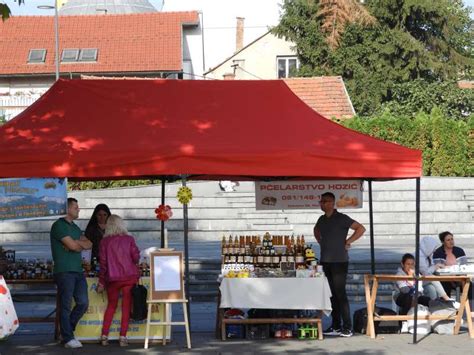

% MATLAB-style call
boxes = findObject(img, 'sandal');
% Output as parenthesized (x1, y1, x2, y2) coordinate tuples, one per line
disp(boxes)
(100, 335, 109, 346)
(119, 336, 128, 347)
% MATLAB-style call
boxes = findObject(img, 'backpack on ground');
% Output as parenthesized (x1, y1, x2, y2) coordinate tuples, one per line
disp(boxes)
(353, 307, 368, 334)
(353, 306, 400, 334)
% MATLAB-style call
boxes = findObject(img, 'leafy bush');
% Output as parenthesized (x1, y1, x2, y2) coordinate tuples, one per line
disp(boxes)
(341, 108, 472, 176)
(68, 179, 155, 191)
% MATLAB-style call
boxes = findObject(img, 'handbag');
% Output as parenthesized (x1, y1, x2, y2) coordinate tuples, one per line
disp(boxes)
(130, 280, 148, 321)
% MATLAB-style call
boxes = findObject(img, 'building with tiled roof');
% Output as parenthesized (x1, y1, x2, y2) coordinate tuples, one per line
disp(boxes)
(0, 11, 201, 121)
(0, 12, 199, 77)
(205, 30, 355, 120)
(284, 77, 355, 120)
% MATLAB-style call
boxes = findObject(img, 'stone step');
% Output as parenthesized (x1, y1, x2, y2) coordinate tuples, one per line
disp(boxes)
(188, 290, 219, 302)
(229, 190, 469, 202)
(76, 196, 473, 212)
(3, 217, 474, 239)
(230, 200, 473, 213)
(189, 280, 220, 292)
(0, 218, 289, 233)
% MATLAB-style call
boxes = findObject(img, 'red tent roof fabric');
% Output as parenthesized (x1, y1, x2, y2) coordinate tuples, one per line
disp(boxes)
(0, 79, 422, 180)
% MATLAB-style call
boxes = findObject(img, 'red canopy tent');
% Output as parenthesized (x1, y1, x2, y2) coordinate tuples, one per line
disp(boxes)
(0, 79, 425, 341)
(0, 79, 421, 180)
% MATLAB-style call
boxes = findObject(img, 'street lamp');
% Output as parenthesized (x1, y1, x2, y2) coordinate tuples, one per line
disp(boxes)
(38, 3, 59, 81)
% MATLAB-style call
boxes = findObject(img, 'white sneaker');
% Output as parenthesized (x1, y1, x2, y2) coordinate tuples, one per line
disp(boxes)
(443, 298, 461, 309)
(65, 339, 83, 348)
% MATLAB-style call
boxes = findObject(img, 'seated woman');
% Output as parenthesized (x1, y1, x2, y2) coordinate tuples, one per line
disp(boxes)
(433, 231, 470, 298)
(393, 253, 431, 315)
(419, 237, 457, 305)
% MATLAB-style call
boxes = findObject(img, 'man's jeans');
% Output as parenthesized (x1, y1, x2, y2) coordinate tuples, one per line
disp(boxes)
(54, 272, 89, 343)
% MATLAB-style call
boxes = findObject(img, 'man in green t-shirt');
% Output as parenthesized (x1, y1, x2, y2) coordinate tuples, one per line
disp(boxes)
(50, 197, 92, 349)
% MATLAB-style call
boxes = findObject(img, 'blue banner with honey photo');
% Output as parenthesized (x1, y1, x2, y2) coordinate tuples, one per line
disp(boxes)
(0, 178, 67, 221)
(75, 278, 170, 341)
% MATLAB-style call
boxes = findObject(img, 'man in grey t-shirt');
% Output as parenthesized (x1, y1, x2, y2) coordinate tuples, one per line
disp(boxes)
(314, 192, 365, 337)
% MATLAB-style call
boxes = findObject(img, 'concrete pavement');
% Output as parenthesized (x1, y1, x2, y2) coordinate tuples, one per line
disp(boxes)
(1, 323, 473, 355)
(1, 300, 473, 355)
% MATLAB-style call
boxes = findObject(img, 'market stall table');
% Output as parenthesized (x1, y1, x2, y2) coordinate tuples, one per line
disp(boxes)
(218, 277, 332, 340)
(364, 274, 473, 339)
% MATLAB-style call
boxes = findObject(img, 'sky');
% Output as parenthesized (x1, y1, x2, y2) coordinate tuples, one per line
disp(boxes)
(3, 0, 164, 15)
(3, 0, 474, 17)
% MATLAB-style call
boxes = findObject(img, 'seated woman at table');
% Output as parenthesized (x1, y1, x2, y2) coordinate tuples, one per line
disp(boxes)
(394, 253, 431, 315)
(97, 215, 140, 347)
(419, 237, 456, 303)
(433, 231, 470, 299)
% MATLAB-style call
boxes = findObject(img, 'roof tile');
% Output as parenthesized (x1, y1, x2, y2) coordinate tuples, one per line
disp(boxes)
(0, 12, 199, 75)
(283, 77, 355, 119)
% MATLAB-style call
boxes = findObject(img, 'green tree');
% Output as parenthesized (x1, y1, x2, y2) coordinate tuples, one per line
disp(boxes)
(274, 0, 474, 116)
(382, 79, 474, 120)
(68, 179, 155, 191)
(341, 108, 472, 176)
(1, 1, 24, 21)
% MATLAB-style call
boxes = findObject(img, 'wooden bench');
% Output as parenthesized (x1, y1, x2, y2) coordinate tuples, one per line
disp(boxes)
(364, 274, 473, 339)
(221, 316, 323, 340)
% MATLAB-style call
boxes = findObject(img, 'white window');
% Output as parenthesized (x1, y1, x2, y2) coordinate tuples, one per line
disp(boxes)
(79, 49, 98, 62)
(61, 49, 80, 62)
(28, 49, 47, 63)
(277, 56, 299, 78)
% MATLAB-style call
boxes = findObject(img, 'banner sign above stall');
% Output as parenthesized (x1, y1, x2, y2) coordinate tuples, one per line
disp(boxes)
(255, 180, 363, 210)
(0, 178, 67, 221)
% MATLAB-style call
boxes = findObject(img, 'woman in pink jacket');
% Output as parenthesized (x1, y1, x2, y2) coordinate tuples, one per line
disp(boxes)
(97, 214, 140, 347)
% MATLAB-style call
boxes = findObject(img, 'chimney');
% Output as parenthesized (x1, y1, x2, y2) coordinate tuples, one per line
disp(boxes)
(223, 73, 236, 80)
(236, 17, 244, 52)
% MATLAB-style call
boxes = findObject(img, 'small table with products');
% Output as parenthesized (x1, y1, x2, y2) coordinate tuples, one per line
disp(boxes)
(218, 233, 331, 341)
(219, 277, 332, 340)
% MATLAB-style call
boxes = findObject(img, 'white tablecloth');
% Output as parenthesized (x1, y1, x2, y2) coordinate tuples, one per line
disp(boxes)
(220, 277, 332, 315)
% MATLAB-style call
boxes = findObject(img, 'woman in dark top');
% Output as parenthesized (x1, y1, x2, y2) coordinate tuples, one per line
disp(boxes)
(85, 204, 111, 260)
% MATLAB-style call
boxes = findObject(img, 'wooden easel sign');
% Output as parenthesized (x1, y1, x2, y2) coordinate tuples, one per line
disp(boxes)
(145, 250, 191, 349)
(149, 250, 184, 301)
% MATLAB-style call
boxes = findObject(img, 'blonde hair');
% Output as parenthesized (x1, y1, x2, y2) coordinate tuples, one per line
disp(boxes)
(104, 214, 128, 236)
